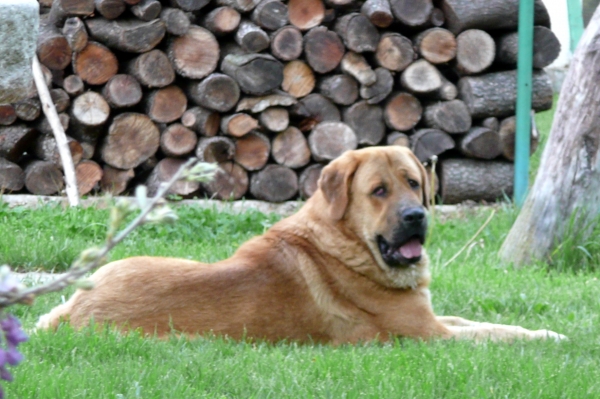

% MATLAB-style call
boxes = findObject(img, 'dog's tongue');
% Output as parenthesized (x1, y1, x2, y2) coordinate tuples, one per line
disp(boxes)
(399, 238, 422, 259)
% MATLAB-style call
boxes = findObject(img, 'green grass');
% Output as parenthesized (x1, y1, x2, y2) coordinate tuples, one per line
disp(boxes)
(5, 204, 600, 398)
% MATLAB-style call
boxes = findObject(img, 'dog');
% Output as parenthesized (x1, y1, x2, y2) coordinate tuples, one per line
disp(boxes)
(37, 146, 565, 343)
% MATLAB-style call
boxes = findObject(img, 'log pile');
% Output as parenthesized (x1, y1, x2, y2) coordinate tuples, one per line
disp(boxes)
(0, 0, 559, 204)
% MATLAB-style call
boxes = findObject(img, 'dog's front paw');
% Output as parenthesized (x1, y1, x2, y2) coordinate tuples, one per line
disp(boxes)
(532, 329, 568, 342)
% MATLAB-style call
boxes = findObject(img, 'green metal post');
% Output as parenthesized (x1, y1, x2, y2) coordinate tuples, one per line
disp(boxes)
(514, 0, 535, 207)
(567, 0, 585, 51)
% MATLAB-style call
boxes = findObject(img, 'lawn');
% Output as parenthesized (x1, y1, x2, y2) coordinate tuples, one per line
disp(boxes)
(4, 99, 600, 398)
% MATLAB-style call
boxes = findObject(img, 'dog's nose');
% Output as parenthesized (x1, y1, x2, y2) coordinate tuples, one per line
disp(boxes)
(401, 207, 425, 224)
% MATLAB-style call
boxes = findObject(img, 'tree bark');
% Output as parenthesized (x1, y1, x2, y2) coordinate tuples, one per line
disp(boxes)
(160, 123, 198, 157)
(458, 70, 554, 118)
(360, 67, 393, 104)
(131, 0, 161, 21)
(72, 41, 118, 85)
(101, 74, 143, 109)
(100, 113, 160, 169)
(422, 99, 472, 133)
(251, 0, 289, 30)
(14, 99, 42, 122)
(495, 26, 561, 70)
(318, 75, 359, 106)
(308, 121, 357, 161)
(0, 158, 25, 192)
(299, 163, 323, 199)
(290, 93, 341, 131)
(281, 60, 315, 98)
(384, 92, 422, 131)
(236, 91, 297, 113)
(95, 0, 126, 20)
(186, 73, 240, 112)
(288, 0, 324, 30)
(168, 26, 220, 79)
(498, 115, 539, 161)
(127, 50, 175, 88)
(334, 13, 379, 53)
(375, 32, 414, 72)
(62, 17, 89, 52)
(271, 126, 311, 168)
(458, 126, 502, 159)
(361, 0, 393, 28)
(181, 106, 221, 137)
(270, 25, 303, 61)
(37, 18, 73, 71)
(304, 26, 345, 74)
(235, 20, 270, 53)
(75, 160, 103, 195)
(455, 29, 495, 75)
(440, 158, 513, 204)
(410, 128, 455, 162)
(85, 18, 166, 53)
(160, 8, 190, 36)
(250, 164, 298, 202)
(343, 101, 385, 145)
(221, 53, 284, 95)
(100, 165, 134, 195)
(440, 0, 550, 34)
(33, 134, 84, 167)
(234, 131, 271, 171)
(340, 52, 376, 86)
(389, 0, 433, 27)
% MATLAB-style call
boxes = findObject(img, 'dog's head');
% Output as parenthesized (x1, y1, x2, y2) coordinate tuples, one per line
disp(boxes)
(316, 146, 431, 288)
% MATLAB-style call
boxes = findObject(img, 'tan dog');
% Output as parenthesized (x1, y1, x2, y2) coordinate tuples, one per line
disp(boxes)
(37, 146, 564, 343)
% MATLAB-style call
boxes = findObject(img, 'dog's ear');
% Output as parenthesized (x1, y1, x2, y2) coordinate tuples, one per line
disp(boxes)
(318, 153, 360, 221)
(407, 150, 431, 209)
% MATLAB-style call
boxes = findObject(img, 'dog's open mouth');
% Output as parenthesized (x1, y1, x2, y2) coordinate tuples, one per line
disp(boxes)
(377, 235, 424, 267)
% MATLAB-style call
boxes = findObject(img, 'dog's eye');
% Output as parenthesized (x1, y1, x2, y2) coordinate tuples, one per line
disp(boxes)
(372, 186, 387, 197)
(408, 179, 419, 189)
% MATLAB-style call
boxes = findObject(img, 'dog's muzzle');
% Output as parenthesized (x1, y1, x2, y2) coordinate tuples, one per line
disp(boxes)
(377, 206, 427, 268)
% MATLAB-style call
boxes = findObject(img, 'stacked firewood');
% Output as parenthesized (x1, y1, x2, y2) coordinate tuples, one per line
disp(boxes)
(0, 0, 558, 203)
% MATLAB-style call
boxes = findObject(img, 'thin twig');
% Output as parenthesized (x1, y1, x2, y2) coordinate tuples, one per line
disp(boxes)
(32, 55, 80, 207)
(442, 209, 496, 268)
(0, 158, 198, 307)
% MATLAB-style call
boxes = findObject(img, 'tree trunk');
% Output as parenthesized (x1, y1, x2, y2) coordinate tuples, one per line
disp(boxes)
(400, 59, 443, 94)
(160, 123, 198, 157)
(440, 0, 550, 34)
(100, 165, 134, 195)
(361, 0, 393, 28)
(95, 0, 126, 20)
(33, 134, 84, 167)
(75, 160, 103, 195)
(413, 28, 456, 64)
(101, 74, 143, 109)
(70, 91, 110, 143)
(386, 131, 410, 147)
(186, 73, 240, 113)
(458, 70, 554, 118)
(375, 32, 414, 72)
(48, 0, 95, 27)
(334, 13, 379, 53)
(235, 20, 270, 53)
(290, 93, 341, 131)
(304, 26, 345, 74)
(146, 157, 200, 196)
(234, 131, 271, 170)
(270, 25, 303, 61)
(250, 164, 298, 202)
(299, 163, 323, 199)
(288, 0, 324, 30)
(62, 75, 85, 96)
(259, 107, 289, 132)
(202, 161, 248, 200)
(422, 99, 472, 133)
(251, 0, 289, 31)
(24, 160, 65, 195)
(14, 99, 42, 122)
(308, 121, 357, 161)
(0, 126, 38, 162)
(281, 60, 315, 98)
(410, 128, 455, 162)
(100, 113, 160, 169)
(360, 67, 393, 104)
(144, 85, 187, 123)
(340, 52, 376, 86)
(271, 126, 311, 168)
(200, 6, 240, 35)
(131, 0, 161, 22)
(236, 91, 297, 113)
(85, 18, 166, 53)
(72, 41, 118, 85)
(62, 17, 89, 52)
(498, 115, 539, 161)
(127, 50, 175, 88)
(37, 18, 73, 70)
(167, 26, 219, 79)
(454, 29, 495, 75)
(160, 7, 191, 36)
(389, 0, 433, 27)
(181, 106, 221, 137)
(495, 26, 561, 70)
(0, 106, 17, 126)
(343, 101, 385, 145)
(384, 92, 422, 131)
(458, 126, 502, 159)
(0, 158, 25, 192)
(221, 53, 284, 95)
(318, 75, 359, 106)
(440, 158, 513, 204)
(221, 113, 259, 137)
